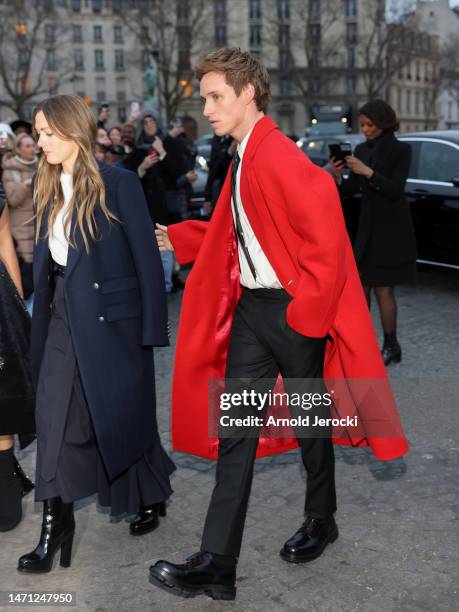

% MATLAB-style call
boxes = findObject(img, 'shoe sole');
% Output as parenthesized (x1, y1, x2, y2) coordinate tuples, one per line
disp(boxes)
(279, 527, 339, 564)
(149, 569, 236, 601)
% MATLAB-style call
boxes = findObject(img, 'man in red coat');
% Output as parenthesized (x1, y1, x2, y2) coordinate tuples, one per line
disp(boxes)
(149, 48, 408, 601)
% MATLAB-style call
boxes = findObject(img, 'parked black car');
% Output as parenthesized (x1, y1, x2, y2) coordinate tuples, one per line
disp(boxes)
(299, 130, 459, 270)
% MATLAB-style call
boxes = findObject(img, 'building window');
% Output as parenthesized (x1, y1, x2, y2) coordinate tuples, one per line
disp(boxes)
(93, 25, 103, 42)
(114, 49, 125, 70)
(346, 47, 355, 68)
(72, 24, 83, 43)
(346, 22, 357, 44)
(279, 24, 290, 47)
(114, 25, 123, 43)
(346, 75, 356, 94)
(345, 0, 357, 18)
(406, 89, 411, 113)
(118, 107, 127, 123)
(308, 23, 321, 44)
(279, 49, 290, 70)
(280, 76, 291, 96)
(96, 77, 106, 103)
(278, 0, 290, 20)
(249, 0, 261, 20)
(44, 24, 55, 44)
(71, 0, 81, 11)
(46, 49, 57, 72)
(397, 88, 402, 113)
(92, 0, 102, 13)
(74, 48, 84, 71)
(18, 49, 29, 70)
(309, 0, 320, 19)
(142, 49, 151, 70)
(214, 0, 226, 23)
(250, 25, 262, 48)
(95, 49, 105, 70)
(447, 100, 452, 121)
(415, 90, 420, 115)
(140, 26, 149, 44)
(215, 25, 227, 46)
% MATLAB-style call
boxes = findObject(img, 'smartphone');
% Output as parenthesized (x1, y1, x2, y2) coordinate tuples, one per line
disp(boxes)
(328, 142, 353, 163)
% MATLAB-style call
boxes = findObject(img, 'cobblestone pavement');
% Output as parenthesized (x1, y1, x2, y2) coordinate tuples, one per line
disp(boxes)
(1, 266, 458, 612)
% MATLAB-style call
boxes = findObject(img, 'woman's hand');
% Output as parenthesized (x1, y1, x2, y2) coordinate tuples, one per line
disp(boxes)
(155, 223, 174, 252)
(345, 155, 374, 179)
(153, 136, 166, 157)
(329, 157, 346, 183)
(139, 154, 159, 173)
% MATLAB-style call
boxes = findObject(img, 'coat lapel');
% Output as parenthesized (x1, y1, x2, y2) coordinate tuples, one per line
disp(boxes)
(64, 208, 84, 282)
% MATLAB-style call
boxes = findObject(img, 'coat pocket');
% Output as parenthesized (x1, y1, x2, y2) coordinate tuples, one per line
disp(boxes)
(105, 301, 141, 322)
(101, 276, 139, 294)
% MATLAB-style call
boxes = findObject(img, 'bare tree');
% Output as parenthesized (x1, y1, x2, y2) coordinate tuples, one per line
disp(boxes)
(115, 0, 214, 122)
(0, 0, 74, 118)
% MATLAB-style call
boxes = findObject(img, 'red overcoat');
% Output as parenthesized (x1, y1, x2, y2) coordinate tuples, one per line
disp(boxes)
(168, 116, 409, 462)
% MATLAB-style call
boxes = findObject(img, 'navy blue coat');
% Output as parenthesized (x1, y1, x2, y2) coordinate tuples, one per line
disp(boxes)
(31, 163, 168, 479)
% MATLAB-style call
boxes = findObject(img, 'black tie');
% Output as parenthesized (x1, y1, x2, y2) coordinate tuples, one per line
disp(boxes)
(231, 153, 257, 281)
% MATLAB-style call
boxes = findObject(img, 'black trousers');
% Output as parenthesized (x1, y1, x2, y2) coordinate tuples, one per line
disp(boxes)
(201, 288, 337, 557)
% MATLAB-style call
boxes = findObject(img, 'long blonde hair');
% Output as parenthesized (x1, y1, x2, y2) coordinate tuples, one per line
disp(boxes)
(33, 94, 116, 252)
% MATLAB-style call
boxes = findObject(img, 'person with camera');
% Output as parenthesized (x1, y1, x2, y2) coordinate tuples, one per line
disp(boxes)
(330, 100, 416, 365)
(129, 111, 186, 293)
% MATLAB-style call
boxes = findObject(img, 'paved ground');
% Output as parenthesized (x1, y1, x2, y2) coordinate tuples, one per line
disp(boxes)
(1, 265, 458, 612)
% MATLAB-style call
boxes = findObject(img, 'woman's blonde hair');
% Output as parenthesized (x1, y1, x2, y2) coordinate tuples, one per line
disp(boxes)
(32, 94, 116, 252)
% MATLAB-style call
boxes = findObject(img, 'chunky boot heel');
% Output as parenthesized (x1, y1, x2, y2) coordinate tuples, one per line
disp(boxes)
(17, 497, 75, 573)
(130, 500, 167, 536)
(59, 533, 74, 568)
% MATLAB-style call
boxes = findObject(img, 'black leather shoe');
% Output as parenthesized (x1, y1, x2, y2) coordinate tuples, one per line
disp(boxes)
(129, 501, 166, 536)
(17, 497, 75, 573)
(149, 552, 236, 600)
(280, 515, 338, 563)
(13, 456, 34, 497)
(381, 344, 402, 365)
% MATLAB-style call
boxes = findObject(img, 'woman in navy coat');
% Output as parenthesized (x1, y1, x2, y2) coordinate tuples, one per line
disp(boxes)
(18, 94, 174, 574)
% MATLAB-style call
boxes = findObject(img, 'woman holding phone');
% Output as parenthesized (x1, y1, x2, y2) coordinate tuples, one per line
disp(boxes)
(17, 94, 174, 574)
(330, 100, 416, 365)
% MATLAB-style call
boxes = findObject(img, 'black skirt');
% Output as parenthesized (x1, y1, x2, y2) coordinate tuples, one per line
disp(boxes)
(358, 239, 417, 287)
(0, 259, 35, 443)
(34, 274, 175, 518)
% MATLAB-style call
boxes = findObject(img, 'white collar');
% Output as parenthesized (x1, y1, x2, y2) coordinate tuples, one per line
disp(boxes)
(237, 125, 256, 161)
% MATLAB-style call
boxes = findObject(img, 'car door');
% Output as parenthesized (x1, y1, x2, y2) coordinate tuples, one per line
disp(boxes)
(402, 138, 459, 268)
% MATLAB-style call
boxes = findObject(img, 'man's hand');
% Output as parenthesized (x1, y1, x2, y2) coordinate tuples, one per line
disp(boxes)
(139, 154, 160, 173)
(329, 156, 345, 183)
(153, 136, 166, 157)
(155, 223, 174, 252)
(185, 170, 198, 184)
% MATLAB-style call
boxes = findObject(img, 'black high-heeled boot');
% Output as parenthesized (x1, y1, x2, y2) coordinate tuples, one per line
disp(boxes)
(381, 333, 402, 366)
(0, 447, 23, 532)
(13, 455, 34, 497)
(17, 497, 75, 573)
(130, 501, 166, 536)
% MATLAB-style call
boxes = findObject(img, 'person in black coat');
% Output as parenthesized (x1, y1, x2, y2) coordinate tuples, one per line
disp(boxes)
(330, 100, 417, 365)
(17, 95, 175, 575)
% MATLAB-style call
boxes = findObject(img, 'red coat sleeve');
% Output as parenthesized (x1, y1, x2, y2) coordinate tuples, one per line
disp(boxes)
(168, 220, 209, 265)
(262, 154, 348, 337)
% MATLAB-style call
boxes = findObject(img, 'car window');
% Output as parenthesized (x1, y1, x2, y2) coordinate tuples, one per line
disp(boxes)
(304, 140, 326, 155)
(418, 142, 459, 183)
(400, 139, 420, 179)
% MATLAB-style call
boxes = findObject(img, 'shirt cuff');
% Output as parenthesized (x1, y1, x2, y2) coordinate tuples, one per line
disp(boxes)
(159, 152, 167, 161)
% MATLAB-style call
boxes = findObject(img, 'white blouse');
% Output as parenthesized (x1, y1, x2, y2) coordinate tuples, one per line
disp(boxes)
(49, 173, 73, 266)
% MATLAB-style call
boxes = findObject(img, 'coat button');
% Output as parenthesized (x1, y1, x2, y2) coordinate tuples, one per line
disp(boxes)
(98, 316, 105, 323)
(93, 282, 100, 290)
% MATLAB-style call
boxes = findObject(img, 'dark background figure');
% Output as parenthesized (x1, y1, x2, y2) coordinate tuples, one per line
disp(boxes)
(96, 102, 110, 129)
(330, 99, 417, 365)
(128, 110, 186, 292)
(10, 120, 33, 137)
(204, 134, 237, 213)
(0, 190, 35, 533)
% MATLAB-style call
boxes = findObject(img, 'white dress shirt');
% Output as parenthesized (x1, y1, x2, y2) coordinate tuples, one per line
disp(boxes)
(232, 126, 282, 289)
(49, 173, 73, 266)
